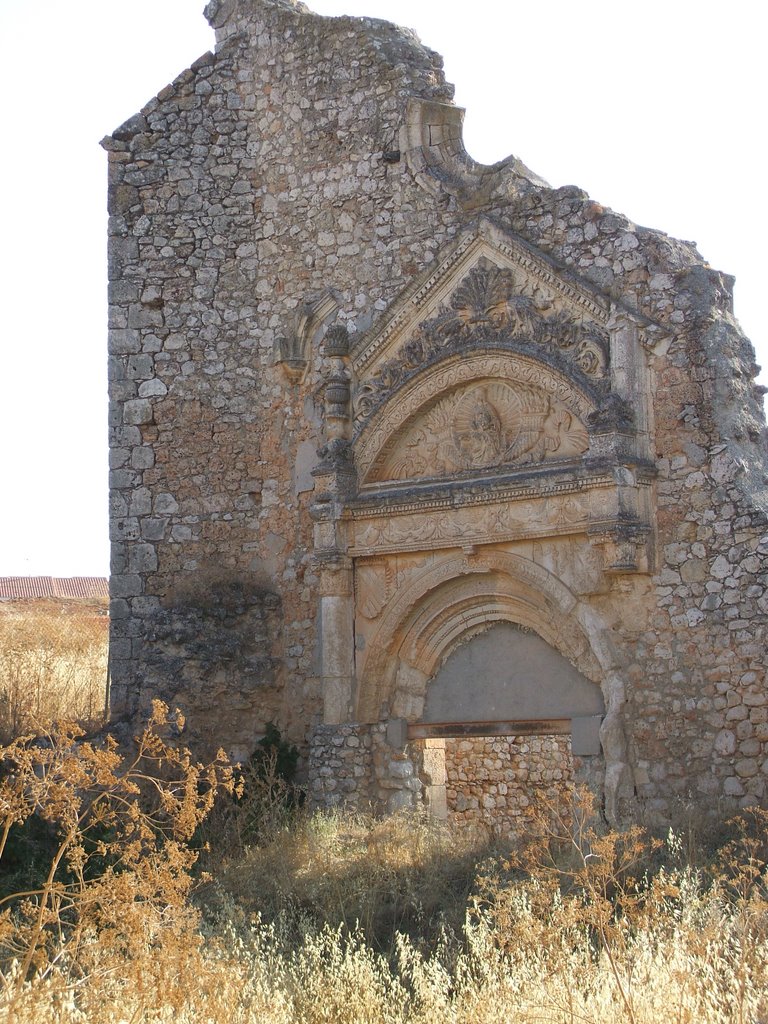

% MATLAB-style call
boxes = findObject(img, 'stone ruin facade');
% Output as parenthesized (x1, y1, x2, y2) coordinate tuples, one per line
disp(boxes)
(103, 0, 768, 829)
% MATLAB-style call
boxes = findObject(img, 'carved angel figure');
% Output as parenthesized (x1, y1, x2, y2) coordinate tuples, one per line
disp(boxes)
(455, 389, 505, 465)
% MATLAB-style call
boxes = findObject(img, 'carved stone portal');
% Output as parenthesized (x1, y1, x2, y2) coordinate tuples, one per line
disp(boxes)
(314, 221, 656, 826)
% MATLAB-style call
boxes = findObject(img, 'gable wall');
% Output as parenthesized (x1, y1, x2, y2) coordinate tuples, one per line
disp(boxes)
(104, 0, 767, 821)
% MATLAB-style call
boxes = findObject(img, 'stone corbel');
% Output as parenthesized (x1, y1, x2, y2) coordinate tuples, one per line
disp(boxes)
(275, 291, 339, 383)
(588, 525, 651, 575)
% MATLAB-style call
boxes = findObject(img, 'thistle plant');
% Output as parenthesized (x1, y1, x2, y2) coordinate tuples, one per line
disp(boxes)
(0, 701, 235, 1013)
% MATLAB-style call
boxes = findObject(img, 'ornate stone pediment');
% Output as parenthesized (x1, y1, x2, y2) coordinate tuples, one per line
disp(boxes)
(351, 220, 622, 428)
(355, 262, 609, 426)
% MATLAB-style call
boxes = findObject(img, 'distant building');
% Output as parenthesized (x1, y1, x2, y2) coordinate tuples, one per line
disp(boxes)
(0, 577, 110, 603)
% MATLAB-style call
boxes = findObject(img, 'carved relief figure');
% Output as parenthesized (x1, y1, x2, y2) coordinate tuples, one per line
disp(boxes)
(372, 379, 589, 483)
(455, 388, 504, 464)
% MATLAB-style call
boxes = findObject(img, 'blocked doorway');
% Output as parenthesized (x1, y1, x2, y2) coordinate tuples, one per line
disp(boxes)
(408, 622, 605, 835)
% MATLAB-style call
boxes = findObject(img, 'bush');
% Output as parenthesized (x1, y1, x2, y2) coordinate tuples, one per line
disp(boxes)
(2, 737, 767, 1024)
(0, 702, 235, 1020)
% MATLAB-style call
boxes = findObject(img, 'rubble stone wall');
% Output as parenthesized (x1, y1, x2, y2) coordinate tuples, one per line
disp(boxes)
(445, 735, 573, 834)
(103, 0, 462, 757)
(309, 722, 422, 813)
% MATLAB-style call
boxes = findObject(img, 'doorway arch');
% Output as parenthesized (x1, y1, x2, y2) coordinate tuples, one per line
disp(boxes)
(354, 548, 601, 724)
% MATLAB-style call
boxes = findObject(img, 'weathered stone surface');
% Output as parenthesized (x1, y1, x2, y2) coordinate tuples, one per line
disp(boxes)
(104, 0, 767, 824)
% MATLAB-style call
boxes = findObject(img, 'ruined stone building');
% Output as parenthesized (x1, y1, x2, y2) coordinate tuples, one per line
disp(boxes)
(103, 0, 768, 828)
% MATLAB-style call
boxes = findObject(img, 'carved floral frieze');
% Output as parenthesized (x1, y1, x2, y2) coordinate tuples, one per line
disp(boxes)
(349, 491, 590, 556)
(354, 263, 609, 426)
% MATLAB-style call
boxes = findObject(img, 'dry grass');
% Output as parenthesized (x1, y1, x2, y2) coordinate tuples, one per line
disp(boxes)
(0, 606, 108, 742)
(207, 805, 498, 955)
(3, 612, 763, 1020)
(1, 720, 766, 1024)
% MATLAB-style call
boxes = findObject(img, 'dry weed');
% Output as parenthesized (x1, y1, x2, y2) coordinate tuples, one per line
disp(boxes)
(210, 806, 496, 955)
(1, 744, 766, 1023)
(0, 608, 108, 741)
(0, 702, 235, 1021)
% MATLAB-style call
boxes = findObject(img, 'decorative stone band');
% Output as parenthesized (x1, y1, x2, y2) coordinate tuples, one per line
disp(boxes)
(345, 460, 655, 569)
(348, 487, 592, 557)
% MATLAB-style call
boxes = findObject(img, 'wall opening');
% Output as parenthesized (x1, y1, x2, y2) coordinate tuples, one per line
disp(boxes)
(444, 733, 573, 835)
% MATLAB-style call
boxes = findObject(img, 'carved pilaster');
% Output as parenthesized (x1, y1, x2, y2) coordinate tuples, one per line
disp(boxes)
(315, 554, 356, 724)
(584, 430, 656, 574)
(323, 323, 352, 438)
(311, 323, 357, 515)
(312, 323, 357, 724)
(606, 308, 652, 459)
(586, 393, 636, 461)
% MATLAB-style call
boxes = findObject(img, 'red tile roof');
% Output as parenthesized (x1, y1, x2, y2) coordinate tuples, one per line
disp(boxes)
(0, 577, 109, 600)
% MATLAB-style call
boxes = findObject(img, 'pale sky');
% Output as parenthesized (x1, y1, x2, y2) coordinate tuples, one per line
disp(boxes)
(0, 0, 764, 578)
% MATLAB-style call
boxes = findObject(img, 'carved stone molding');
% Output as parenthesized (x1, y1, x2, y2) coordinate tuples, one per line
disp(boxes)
(354, 549, 596, 722)
(354, 560, 393, 620)
(354, 262, 609, 427)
